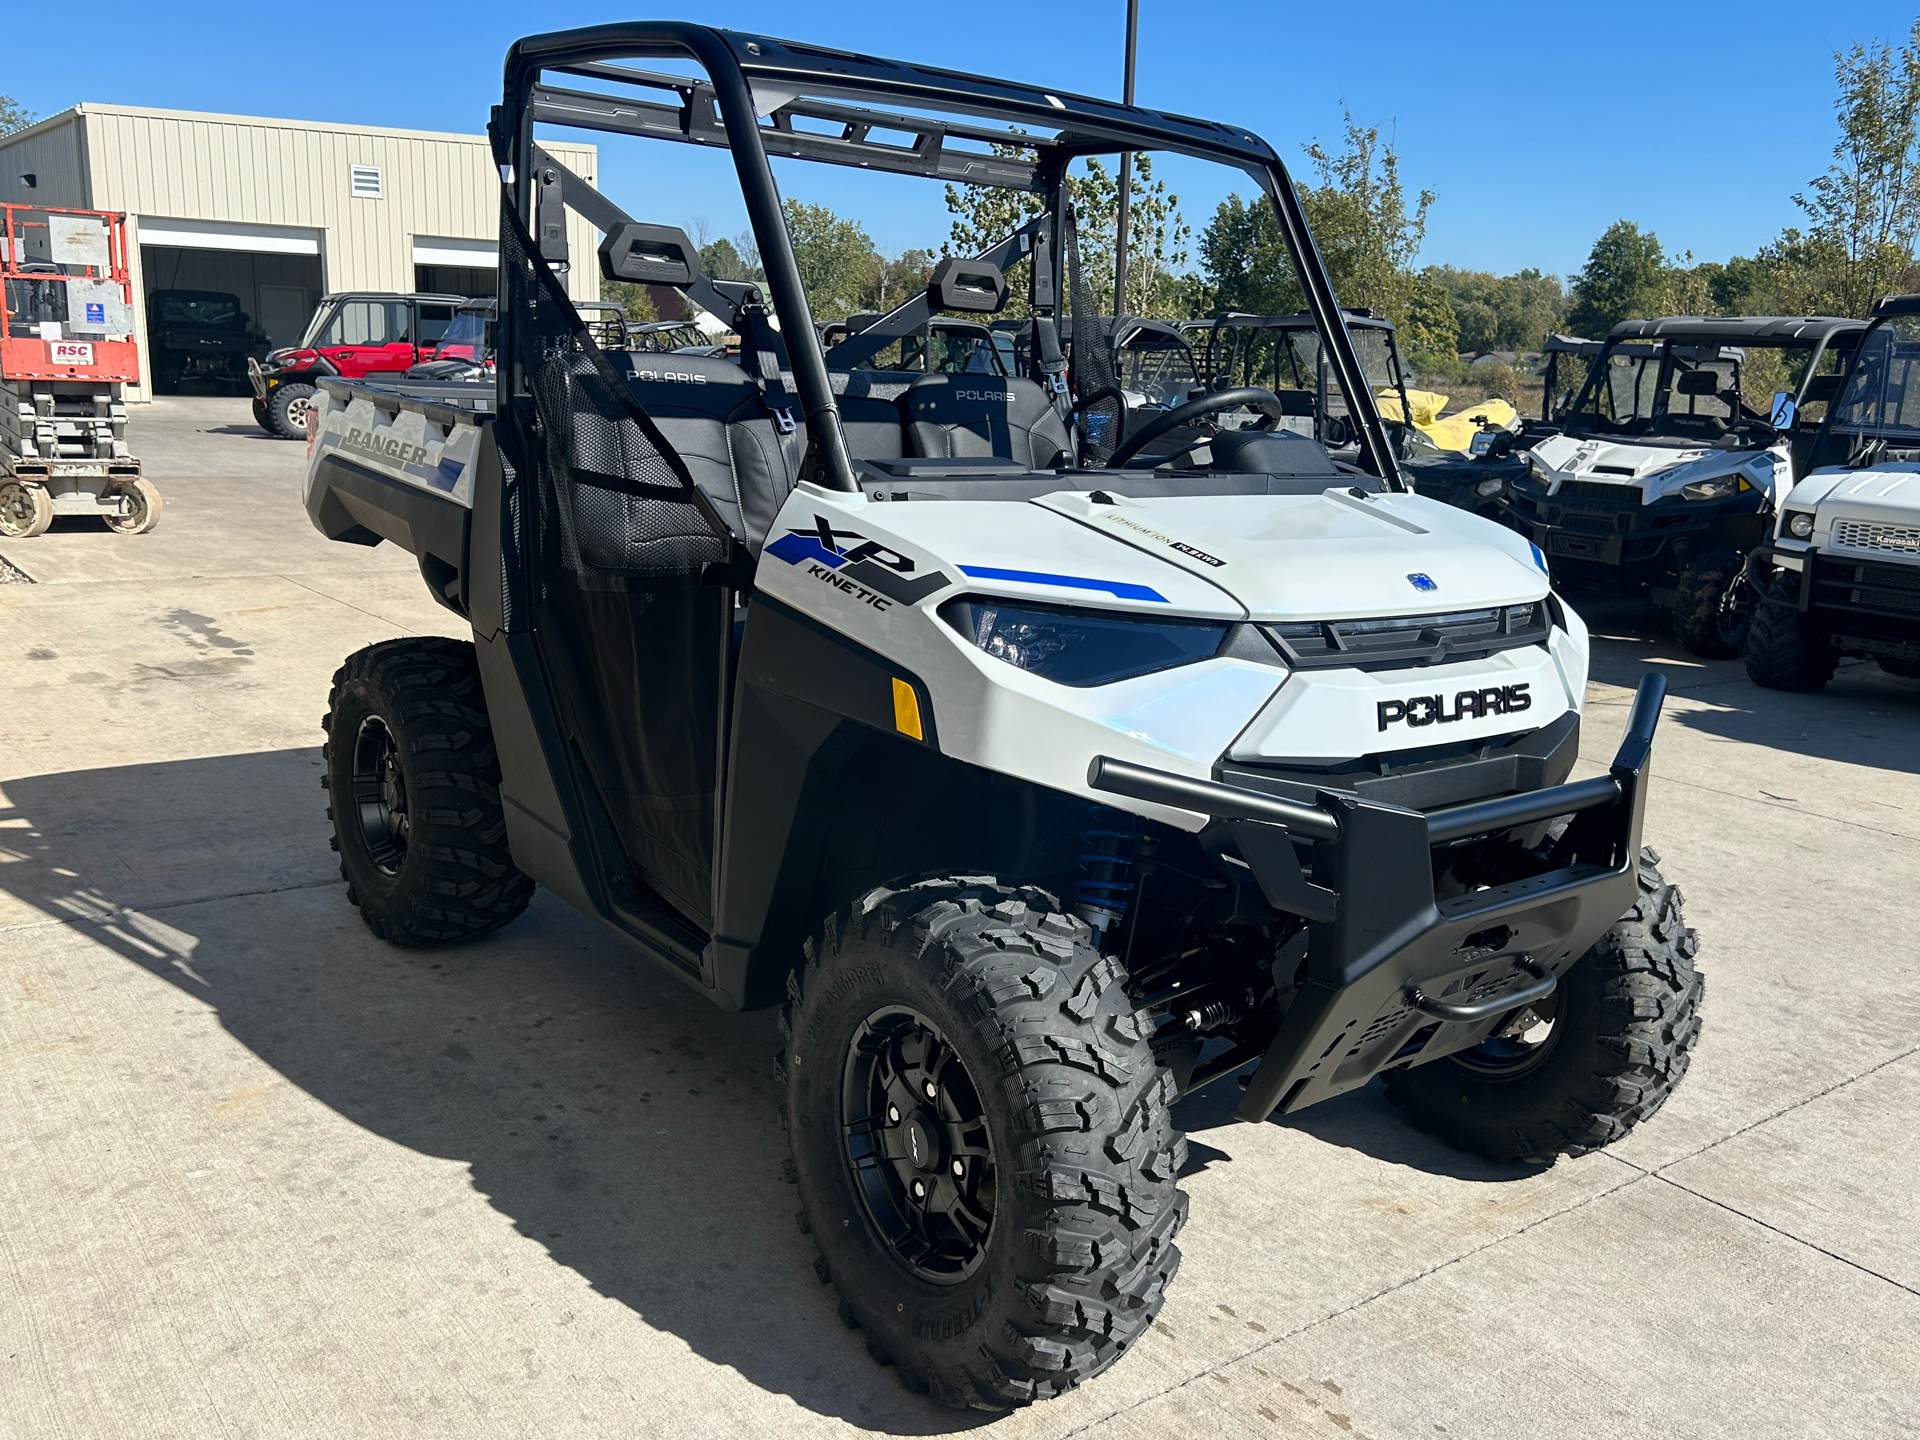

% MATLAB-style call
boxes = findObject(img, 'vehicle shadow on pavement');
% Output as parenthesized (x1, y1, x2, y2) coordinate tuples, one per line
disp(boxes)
(0, 750, 990, 1434)
(1171, 1070, 1542, 1184)
(1570, 594, 1920, 774)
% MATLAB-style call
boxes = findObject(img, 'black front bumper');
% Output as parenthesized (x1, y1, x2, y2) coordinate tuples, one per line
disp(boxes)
(1500, 477, 1762, 581)
(1090, 674, 1666, 1121)
(1754, 542, 1920, 656)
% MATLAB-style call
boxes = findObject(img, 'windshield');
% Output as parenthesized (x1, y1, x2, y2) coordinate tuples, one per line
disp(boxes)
(505, 33, 1400, 484)
(154, 293, 241, 327)
(1564, 338, 1844, 445)
(1828, 314, 1920, 440)
(1117, 330, 1197, 405)
(431, 307, 494, 360)
(929, 326, 1007, 376)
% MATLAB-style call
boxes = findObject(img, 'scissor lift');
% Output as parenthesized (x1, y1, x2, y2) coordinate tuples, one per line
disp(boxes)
(0, 203, 159, 538)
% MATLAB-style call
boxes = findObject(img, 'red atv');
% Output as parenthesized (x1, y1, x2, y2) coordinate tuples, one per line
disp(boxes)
(248, 291, 466, 437)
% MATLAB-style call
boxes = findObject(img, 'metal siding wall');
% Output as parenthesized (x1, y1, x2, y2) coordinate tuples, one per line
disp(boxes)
(80, 107, 597, 298)
(72, 107, 597, 394)
(0, 116, 89, 211)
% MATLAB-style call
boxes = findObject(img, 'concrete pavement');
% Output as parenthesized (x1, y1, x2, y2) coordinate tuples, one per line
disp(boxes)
(2, 397, 1915, 1438)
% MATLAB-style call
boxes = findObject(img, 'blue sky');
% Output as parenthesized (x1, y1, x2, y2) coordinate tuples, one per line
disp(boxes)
(10, 1, 1920, 281)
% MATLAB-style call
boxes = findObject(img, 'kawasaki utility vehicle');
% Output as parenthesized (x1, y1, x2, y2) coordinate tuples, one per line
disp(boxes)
(1503, 316, 1862, 657)
(303, 23, 1701, 1410)
(1745, 296, 1920, 689)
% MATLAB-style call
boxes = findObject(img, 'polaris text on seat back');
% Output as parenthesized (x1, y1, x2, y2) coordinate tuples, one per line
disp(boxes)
(299, 22, 1702, 1411)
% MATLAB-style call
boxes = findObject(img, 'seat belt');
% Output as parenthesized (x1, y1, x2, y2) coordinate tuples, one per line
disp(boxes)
(1028, 225, 1070, 412)
(736, 302, 797, 435)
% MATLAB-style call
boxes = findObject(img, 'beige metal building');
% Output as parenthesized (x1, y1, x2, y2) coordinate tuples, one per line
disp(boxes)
(0, 104, 598, 397)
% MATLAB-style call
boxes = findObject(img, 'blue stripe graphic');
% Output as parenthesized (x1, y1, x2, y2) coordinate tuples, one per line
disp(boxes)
(766, 531, 845, 568)
(958, 565, 1168, 602)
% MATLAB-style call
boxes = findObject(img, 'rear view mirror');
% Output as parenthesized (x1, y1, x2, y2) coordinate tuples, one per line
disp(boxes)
(927, 257, 1007, 314)
(600, 223, 701, 286)
(1675, 370, 1720, 396)
(1770, 391, 1796, 428)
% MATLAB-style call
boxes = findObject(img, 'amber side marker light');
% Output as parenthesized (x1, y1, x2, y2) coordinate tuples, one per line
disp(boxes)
(891, 678, 924, 741)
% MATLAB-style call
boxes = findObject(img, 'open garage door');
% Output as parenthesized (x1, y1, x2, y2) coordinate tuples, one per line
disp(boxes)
(413, 235, 496, 300)
(136, 217, 325, 393)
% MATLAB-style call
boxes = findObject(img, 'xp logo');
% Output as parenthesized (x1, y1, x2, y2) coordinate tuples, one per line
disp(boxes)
(765, 515, 952, 609)
(1407, 572, 1439, 593)
(1378, 682, 1531, 732)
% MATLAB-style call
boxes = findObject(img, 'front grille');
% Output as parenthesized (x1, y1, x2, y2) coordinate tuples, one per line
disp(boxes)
(1554, 480, 1643, 508)
(1833, 519, 1920, 556)
(1561, 513, 1619, 535)
(1811, 555, 1920, 618)
(1263, 600, 1550, 670)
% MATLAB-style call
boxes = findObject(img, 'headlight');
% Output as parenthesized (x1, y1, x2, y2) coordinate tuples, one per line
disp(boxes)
(1524, 452, 1553, 482)
(940, 597, 1228, 687)
(1679, 474, 1748, 501)
(1476, 476, 1506, 497)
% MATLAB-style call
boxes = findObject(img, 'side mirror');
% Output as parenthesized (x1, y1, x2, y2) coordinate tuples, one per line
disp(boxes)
(927, 257, 1007, 314)
(599, 223, 701, 286)
(1322, 415, 1353, 448)
(1770, 390, 1797, 428)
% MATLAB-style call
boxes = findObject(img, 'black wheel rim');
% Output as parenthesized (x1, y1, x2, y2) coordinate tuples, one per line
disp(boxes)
(1716, 572, 1754, 650)
(350, 714, 410, 875)
(841, 1006, 997, 1284)
(1446, 996, 1560, 1080)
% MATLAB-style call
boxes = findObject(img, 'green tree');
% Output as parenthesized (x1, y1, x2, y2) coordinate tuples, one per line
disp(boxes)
(1566, 221, 1670, 335)
(1423, 266, 1566, 351)
(783, 198, 883, 320)
(0, 95, 34, 137)
(1194, 192, 1294, 316)
(1403, 272, 1461, 358)
(1791, 18, 1920, 314)
(1299, 113, 1434, 326)
(1194, 113, 1434, 334)
(944, 146, 1192, 318)
(599, 279, 659, 321)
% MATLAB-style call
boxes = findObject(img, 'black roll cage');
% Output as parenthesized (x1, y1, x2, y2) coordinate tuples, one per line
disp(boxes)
(490, 21, 1403, 490)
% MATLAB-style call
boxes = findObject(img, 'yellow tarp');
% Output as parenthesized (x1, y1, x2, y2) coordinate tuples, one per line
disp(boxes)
(1377, 389, 1518, 453)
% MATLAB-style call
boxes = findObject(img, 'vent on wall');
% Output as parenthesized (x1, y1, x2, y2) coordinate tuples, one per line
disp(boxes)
(350, 164, 383, 199)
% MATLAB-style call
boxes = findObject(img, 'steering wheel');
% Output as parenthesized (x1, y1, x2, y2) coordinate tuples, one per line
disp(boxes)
(1105, 386, 1290, 469)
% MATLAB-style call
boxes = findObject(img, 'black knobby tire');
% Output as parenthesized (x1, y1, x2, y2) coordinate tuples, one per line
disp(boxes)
(267, 382, 315, 440)
(251, 396, 273, 434)
(781, 879, 1187, 1409)
(1383, 849, 1702, 1163)
(1672, 550, 1751, 659)
(322, 636, 534, 944)
(1743, 569, 1837, 692)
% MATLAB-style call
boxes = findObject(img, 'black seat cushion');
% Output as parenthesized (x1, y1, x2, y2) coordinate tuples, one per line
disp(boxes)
(901, 373, 1071, 469)
(614, 351, 807, 549)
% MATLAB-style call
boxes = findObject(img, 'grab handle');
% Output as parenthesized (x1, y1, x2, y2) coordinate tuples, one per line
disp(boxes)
(1406, 957, 1555, 1023)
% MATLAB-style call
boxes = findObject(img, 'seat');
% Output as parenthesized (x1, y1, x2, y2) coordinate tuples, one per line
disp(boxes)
(615, 351, 807, 549)
(900, 373, 1072, 469)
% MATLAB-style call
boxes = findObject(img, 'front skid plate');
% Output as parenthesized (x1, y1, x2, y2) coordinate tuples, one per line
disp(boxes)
(1246, 857, 1633, 1117)
(1108, 674, 1666, 1123)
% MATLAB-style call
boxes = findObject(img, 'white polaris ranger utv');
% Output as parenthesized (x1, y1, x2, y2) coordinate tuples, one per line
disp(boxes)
(1504, 316, 1862, 657)
(1746, 296, 1920, 689)
(300, 23, 1702, 1410)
